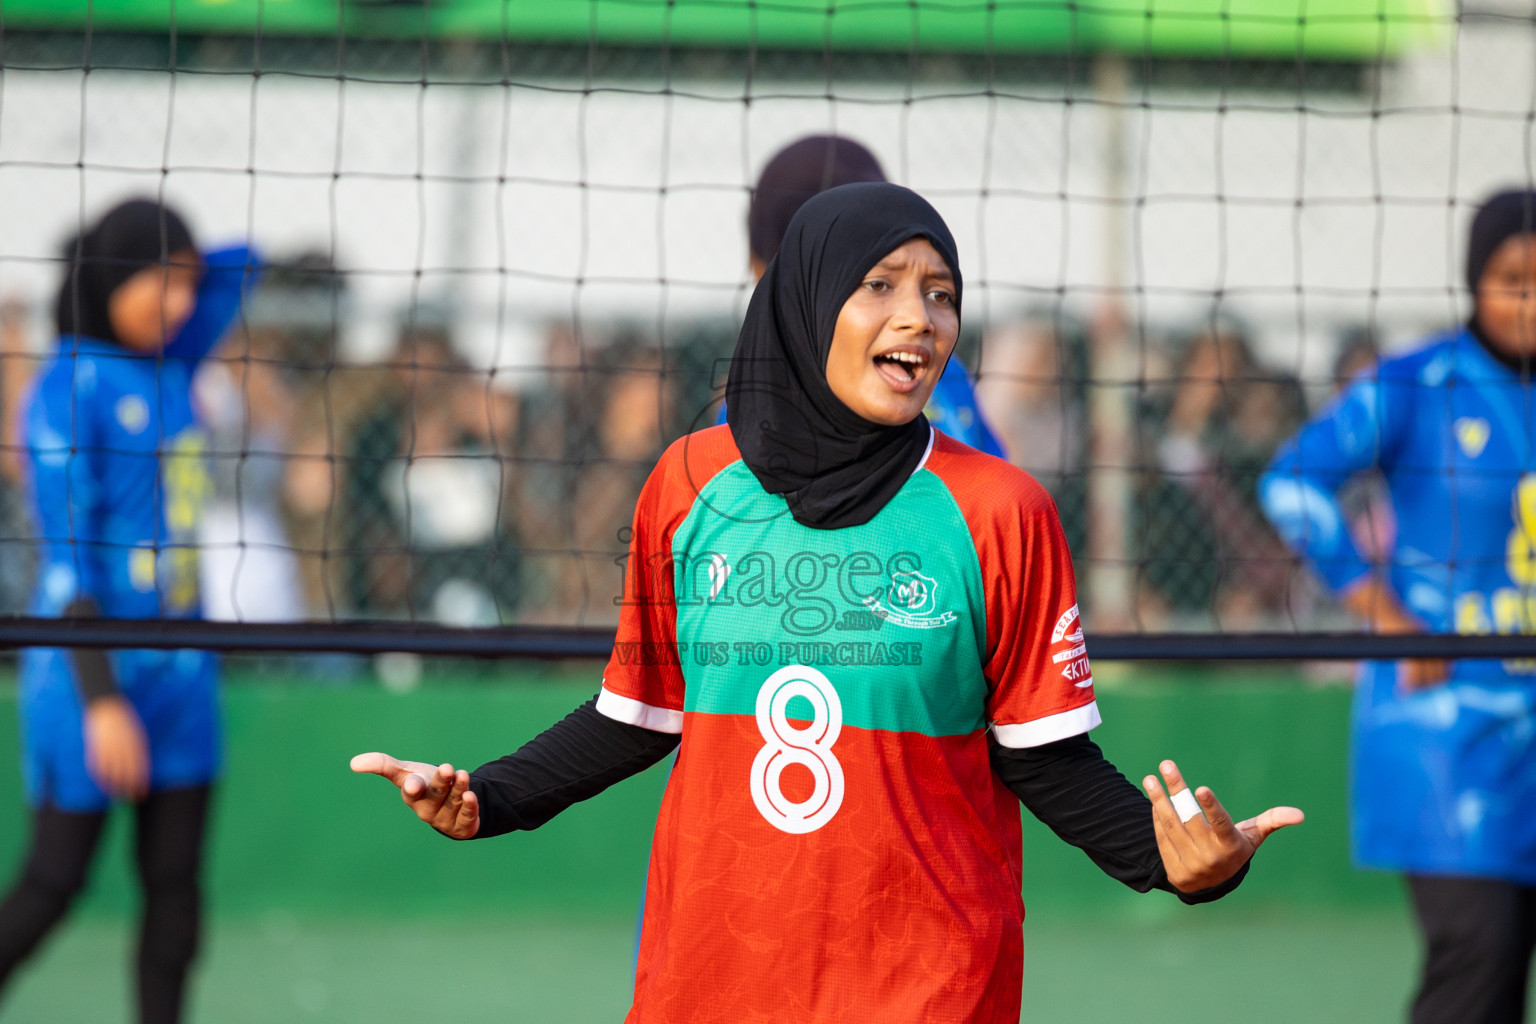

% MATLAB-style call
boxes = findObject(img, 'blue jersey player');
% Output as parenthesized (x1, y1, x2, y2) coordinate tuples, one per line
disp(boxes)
(1261, 190, 1536, 1024)
(722, 134, 1005, 458)
(0, 199, 256, 1024)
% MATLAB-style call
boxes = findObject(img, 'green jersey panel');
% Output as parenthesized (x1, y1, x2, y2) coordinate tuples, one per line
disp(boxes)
(671, 459, 989, 738)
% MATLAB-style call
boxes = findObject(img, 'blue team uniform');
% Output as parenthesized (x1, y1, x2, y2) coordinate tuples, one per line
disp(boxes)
(1261, 328, 1536, 884)
(19, 246, 257, 812)
(719, 358, 1006, 457)
(920, 359, 1005, 457)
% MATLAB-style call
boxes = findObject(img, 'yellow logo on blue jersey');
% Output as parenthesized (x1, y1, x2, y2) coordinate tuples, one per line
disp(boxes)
(1455, 417, 1491, 459)
(115, 394, 149, 434)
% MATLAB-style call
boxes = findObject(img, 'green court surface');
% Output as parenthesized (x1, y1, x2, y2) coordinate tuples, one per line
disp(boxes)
(0, 661, 1516, 1022)
(3, 907, 1424, 1023)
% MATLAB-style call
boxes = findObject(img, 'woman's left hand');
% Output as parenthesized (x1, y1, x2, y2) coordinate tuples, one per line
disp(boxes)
(84, 694, 151, 801)
(1143, 760, 1304, 893)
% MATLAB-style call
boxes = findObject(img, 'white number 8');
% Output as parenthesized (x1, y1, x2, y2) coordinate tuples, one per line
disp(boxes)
(750, 665, 844, 834)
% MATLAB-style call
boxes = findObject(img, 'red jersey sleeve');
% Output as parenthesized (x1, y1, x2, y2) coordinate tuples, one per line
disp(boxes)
(980, 494, 1100, 746)
(927, 436, 1100, 747)
(595, 426, 740, 733)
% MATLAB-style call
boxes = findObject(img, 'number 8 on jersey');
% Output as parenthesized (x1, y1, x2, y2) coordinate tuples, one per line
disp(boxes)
(750, 665, 844, 834)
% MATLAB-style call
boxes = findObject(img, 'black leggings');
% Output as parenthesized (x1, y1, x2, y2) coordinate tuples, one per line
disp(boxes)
(1407, 874, 1536, 1024)
(0, 786, 212, 1024)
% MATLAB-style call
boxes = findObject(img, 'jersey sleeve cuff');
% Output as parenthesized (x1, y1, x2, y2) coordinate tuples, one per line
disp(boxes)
(992, 701, 1102, 749)
(595, 686, 684, 734)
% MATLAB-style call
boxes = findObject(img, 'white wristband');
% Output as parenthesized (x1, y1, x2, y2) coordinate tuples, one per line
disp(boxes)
(1171, 787, 1203, 824)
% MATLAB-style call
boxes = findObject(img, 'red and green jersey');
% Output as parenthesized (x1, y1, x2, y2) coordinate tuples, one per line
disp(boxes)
(600, 424, 1098, 1024)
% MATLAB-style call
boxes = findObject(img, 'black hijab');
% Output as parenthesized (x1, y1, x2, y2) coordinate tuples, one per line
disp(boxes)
(1466, 189, 1536, 294)
(56, 199, 196, 344)
(726, 181, 961, 530)
(1464, 189, 1536, 374)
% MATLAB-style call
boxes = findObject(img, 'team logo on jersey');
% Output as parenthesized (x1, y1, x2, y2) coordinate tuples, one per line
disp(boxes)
(1050, 604, 1093, 689)
(864, 570, 956, 630)
(116, 394, 149, 435)
(1454, 417, 1490, 459)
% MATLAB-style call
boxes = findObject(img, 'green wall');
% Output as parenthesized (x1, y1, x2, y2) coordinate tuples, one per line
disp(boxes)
(0, 0, 1446, 60)
(0, 663, 1398, 923)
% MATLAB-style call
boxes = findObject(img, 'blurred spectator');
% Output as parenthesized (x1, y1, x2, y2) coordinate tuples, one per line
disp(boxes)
(0, 296, 33, 484)
(519, 335, 670, 625)
(505, 322, 582, 623)
(194, 326, 305, 622)
(240, 251, 364, 618)
(0, 297, 37, 613)
(245, 251, 344, 383)
(343, 323, 520, 625)
(976, 318, 1083, 494)
(667, 316, 737, 437)
(1138, 323, 1307, 627)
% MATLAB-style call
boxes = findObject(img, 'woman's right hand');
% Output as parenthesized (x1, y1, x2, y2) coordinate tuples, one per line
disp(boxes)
(350, 753, 480, 839)
(85, 695, 150, 800)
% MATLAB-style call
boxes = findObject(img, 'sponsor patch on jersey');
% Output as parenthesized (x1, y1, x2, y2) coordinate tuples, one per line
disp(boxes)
(864, 569, 957, 630)
(1454, 417, 1490, 459)
(1050, 604, 1093, 688)
(1051, 604, 1084, 644)
(116, 394, 150, 435)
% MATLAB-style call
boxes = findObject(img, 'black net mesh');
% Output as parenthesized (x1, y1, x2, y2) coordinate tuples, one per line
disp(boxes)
(0, 1, 1529, 662)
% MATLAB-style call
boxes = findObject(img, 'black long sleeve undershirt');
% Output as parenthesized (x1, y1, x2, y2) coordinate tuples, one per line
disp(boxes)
(989, 732, 1247, 905)
(465, 696, 1247, 904)
(62, 596, 116, 704)
(467, 698, 679, 838)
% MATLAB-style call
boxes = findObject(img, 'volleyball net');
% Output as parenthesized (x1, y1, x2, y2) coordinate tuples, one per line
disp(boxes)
(0, 0, 1527, 662)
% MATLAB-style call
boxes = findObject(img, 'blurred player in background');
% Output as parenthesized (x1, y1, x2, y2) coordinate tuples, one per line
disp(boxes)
(0, 199, 256, 1024)
(729, 133, 1006, 457)
(356, 183, 1301, 1022)
(1262, 189, 1536, 1024)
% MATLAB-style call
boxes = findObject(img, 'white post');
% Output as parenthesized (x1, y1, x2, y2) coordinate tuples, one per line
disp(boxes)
(1086, 52, 1136, 631)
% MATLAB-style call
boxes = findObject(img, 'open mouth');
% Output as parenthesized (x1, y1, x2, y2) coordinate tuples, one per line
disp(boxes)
(872, 348, 931, 390)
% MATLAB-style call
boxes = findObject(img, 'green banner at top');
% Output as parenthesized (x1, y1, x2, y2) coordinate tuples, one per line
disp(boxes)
(0, 0, 1448, 60)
